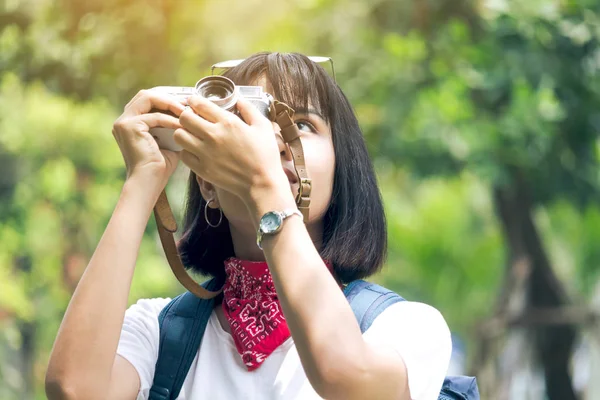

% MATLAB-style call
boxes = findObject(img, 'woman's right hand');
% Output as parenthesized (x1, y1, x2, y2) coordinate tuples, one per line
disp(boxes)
(112, 90, 186, 190)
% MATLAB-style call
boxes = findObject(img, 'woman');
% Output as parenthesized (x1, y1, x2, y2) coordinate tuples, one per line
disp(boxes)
(46, 52, 451, 400)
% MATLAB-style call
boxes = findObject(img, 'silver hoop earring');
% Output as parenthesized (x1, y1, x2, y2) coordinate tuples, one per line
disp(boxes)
(204, 199, 223, 228)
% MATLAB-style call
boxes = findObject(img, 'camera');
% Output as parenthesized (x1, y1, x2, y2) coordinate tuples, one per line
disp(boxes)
(148, 76, 273, 151)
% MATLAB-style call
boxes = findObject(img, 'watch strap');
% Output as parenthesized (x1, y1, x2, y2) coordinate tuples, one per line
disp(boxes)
(256, 209, 303, 250)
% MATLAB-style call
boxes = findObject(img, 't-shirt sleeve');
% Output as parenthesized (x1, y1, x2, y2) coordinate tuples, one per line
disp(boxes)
(362, 301, 452, 400)
(116, 297, 171, 400)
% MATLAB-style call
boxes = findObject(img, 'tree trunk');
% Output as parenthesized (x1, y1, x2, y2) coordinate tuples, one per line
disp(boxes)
(493, 173, 577, 400)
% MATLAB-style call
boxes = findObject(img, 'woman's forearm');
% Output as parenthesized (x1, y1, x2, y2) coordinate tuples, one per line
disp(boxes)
(46, 177, 160, 399)
(246, 182, 380, 399)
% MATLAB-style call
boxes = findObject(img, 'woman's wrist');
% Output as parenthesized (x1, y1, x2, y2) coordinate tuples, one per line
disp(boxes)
(245, 172, 298, 229)
(122, 174, 165, 213)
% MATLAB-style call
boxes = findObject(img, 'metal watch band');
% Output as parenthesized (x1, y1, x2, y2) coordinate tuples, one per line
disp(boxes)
(256, 209, 303, 250)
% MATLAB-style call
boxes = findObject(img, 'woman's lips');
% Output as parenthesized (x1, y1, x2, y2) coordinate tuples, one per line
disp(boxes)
(283, 167, 299, 198)
(283, 167, 298, 184)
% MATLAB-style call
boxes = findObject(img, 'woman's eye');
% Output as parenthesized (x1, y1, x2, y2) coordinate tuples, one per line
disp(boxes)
(296, 121, 316, 133)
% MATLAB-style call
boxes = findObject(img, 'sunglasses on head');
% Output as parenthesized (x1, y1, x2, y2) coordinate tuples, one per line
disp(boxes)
(211, 56, 336, 82)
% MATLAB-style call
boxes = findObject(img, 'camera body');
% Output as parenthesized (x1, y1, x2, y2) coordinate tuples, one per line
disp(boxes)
(149, 76, 273, 151)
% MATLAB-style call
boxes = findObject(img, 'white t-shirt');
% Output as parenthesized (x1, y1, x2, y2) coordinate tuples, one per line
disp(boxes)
(117, 297, 451, 400)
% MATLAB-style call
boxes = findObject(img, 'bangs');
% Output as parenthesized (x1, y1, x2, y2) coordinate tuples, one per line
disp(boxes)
(221, 52, 333, 123)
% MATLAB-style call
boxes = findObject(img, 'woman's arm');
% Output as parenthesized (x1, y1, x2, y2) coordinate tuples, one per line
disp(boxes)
(46, 90, 184, 400)
(45, 177, 159, 400)
(245, 182, 410, 400)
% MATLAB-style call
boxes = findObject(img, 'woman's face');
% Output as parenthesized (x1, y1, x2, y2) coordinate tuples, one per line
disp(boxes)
(203, 77, 335, 237)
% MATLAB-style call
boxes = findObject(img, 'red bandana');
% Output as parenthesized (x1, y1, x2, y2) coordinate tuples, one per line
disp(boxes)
(221, 257, 333, 371)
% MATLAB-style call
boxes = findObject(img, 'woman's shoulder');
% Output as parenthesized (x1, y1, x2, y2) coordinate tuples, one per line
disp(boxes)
(118, 297, 174, 351)
(117, 297, 175, 396)
(364, 300, 452, 399)
(362, 299, 452, 357)
(370, 300, 449, 333)
(124, 297, 173, 319)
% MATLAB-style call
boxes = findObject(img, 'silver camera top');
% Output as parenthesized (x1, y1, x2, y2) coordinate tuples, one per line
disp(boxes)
(151, 76, 272, 118)
(148, 76, 274, 152)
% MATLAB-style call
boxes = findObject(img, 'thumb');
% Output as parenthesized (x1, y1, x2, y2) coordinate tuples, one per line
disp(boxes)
(236, 97, 271, 128)
(161, 149, 180, 175)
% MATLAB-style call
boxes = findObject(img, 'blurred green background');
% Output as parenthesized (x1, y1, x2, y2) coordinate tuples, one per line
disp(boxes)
(1, 0, 600, 399)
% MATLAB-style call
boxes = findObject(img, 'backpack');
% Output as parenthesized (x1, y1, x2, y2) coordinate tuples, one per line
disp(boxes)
(149, 278, 480, 400)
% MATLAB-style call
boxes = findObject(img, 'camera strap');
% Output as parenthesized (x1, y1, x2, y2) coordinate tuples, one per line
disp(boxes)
(270, 100, 312, 221)
(153, 100, 312, 299)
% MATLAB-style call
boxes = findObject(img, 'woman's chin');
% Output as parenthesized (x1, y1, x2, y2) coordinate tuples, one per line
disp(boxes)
(289, 182, 299, 200)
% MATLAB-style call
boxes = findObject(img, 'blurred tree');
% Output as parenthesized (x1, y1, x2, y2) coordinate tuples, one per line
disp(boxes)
(299, 0, 600, 398)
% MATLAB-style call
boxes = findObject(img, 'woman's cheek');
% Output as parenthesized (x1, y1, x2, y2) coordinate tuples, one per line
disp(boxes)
(305, 139, 335, 219)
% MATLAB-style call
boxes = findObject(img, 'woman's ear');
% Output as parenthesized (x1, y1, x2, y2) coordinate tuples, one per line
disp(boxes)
(196, 175, 220, 208)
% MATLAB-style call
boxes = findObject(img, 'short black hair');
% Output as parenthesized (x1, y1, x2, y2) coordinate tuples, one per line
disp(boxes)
(177, 52, 387, 284)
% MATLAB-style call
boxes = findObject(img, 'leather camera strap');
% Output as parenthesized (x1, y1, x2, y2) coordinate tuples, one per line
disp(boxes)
(153, 191, 222, 299)
(153, 100, 311, 299)
(270, 100, 312, 221)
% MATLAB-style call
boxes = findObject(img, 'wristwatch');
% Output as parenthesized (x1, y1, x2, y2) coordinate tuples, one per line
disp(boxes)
(256, 209, 303, 249)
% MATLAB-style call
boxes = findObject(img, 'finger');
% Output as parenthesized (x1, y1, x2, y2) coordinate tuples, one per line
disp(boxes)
(123, 89, 146, 111)
(179, 107, 214, 139)
(137, 112, 182, 130)
(161, 149, 181, 173)
(124, 90, 186, 118)
(179, 149, 205, 175)
(187, 95, 231, 123)
(173, 128, 203, 153)
(236, 97, 271, 128)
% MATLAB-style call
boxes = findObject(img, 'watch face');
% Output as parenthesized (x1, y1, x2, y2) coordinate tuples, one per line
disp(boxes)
(261, 212, 282, 234)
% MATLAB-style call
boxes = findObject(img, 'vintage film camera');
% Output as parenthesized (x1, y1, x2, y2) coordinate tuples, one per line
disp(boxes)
(149, 76, 273, 151)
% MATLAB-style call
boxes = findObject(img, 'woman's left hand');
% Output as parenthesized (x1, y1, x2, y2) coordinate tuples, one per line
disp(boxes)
(174, 95, 289, 202)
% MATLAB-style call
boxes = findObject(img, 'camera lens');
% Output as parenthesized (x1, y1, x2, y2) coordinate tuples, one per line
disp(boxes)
(203, 86, 230, 100)
(194, 76, 238, 111)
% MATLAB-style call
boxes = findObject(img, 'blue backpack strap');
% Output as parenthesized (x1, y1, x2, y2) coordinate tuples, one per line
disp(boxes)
(343, 279, 405, 333)
(440, 376, 480, 400)
(149, 278, 223, 400)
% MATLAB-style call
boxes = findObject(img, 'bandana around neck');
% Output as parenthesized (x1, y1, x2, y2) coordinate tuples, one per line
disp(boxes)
(221, 257, 334, 371)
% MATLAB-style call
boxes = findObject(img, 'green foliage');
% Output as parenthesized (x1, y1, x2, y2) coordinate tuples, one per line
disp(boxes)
(375, 168, 504, 334)
(0, 72, 183, 397)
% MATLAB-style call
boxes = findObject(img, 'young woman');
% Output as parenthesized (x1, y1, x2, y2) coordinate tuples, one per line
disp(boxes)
(46, 52, 451, 400)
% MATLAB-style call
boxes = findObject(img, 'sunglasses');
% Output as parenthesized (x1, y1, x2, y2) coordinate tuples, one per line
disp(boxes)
(211, 56, 336, 82)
